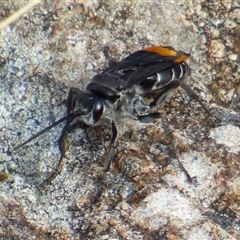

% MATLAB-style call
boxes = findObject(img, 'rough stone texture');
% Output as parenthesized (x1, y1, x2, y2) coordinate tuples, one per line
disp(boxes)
(0, 0, 239, 239)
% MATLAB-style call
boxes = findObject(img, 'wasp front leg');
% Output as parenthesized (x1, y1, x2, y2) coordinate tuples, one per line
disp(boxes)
(66, 87, 82, 114)
(58, 88, 81, 157)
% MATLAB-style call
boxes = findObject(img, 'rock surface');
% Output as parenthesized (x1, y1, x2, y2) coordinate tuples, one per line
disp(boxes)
(0, 1, 239, 239)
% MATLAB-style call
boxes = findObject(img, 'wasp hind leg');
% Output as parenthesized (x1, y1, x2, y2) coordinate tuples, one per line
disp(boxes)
(135, 81, 180, 123)
(137, 112, 162, 123)
(180, 81, 218, 126)
(160, 115, 194, 183)
(149, 80, 180, 108)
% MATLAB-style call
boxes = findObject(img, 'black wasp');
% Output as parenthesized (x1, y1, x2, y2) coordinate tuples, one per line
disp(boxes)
(14, 46, 192, 183)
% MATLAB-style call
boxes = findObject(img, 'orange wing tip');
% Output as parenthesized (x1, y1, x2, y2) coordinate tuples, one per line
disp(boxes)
(144, 46, 177, 57)
(144, 46, 190, 62)
(174, 53, 190, 63)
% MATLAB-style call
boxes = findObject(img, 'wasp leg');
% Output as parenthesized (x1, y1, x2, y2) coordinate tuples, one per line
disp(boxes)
(41, 88, 84, 187)
(137, 112, 162, 123)
(161, 115, 193, 183)
(149, 80, 180, 108)
(40, 155, 65, 188)
(58, 117, 91, 156)
(40, 119, 73, 187)
(136, 110, 193, 182)
(136, 80, 179, 124)
(59, 120, 90, 156)
(41, 121, 90, 187)
(211, 107, 240, 127)
(180, 81, 218, 126)
(58, 87, 84, 157)
(67, 87, 82, 114)
(103, 120, 118, 171)
(58, 124, 70, 158)
(58, 116, 75, 158)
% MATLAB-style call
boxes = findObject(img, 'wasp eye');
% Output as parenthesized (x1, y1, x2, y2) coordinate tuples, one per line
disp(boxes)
(93, 99, 104, 122)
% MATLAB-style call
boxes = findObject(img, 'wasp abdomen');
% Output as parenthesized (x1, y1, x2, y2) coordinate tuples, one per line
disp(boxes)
(140, 62, 190, 91)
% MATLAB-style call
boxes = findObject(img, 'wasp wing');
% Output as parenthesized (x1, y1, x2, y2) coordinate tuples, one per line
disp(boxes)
(91, 47, 189, 91)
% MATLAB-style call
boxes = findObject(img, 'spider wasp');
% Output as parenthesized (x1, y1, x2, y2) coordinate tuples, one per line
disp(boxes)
(14, 46, 204, 184)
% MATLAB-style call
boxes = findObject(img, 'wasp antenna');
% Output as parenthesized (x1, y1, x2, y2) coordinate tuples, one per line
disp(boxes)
(13, 113, 78, 151)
